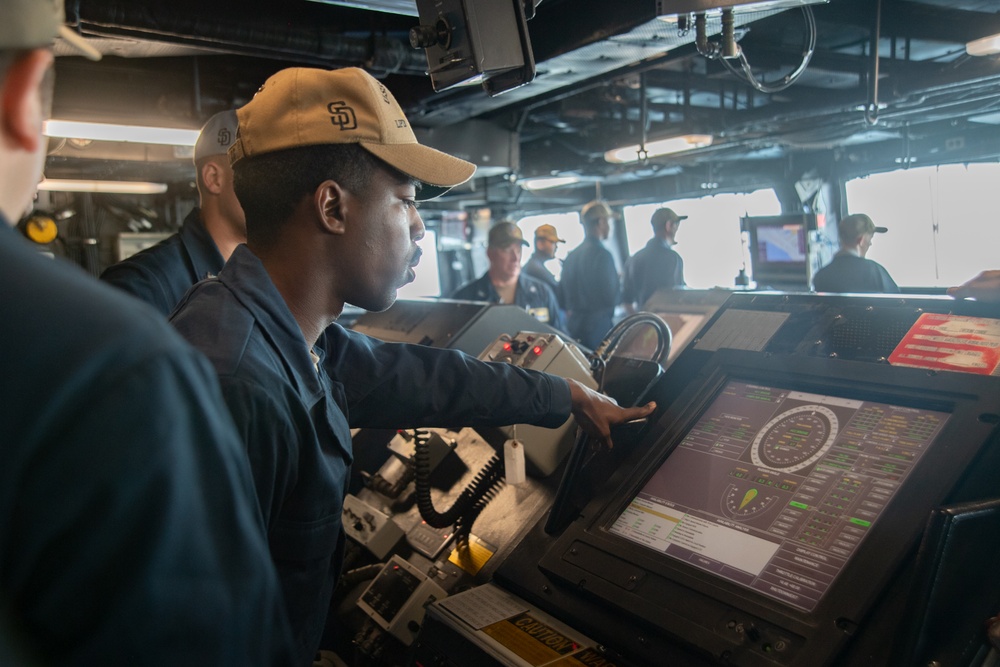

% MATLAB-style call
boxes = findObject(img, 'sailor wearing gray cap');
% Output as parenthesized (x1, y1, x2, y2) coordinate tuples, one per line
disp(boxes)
(813, 213, 899, 293)
(622, 207, 688, 313)
(101, 109, 245, 315)
(452, 220, 566, 331)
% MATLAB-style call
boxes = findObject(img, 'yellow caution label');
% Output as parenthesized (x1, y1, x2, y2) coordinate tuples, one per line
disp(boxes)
(548, 647, 621, 666)
(447, 537, 494, 575)
(481, 613, 585, 665)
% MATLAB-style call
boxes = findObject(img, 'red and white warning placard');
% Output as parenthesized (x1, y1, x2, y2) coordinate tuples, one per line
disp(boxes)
(889, 313, 1000, 375)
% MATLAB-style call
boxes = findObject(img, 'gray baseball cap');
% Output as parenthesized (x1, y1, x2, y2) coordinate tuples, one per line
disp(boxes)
(4, 0, 101, 61)
(838, 213, 887, 242)
(194, 110, 239, 162)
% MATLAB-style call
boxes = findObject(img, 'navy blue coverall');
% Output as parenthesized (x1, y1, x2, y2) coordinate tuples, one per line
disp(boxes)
(170, 245, 573, 665)
(1, 220, 293, 665)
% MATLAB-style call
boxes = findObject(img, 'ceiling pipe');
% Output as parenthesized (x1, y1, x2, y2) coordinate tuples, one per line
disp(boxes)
(864, 0, 883, 125)
(639, 72, 649, 163)
(76, 1, 428, 74)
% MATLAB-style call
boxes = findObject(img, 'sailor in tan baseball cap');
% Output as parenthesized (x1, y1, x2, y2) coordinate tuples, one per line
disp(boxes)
(230, 67, 475, 200)
(169, 67, 660, 667)
(534, 224, 566, 244)
(523, 223, 565, 293)
(173, 71, 480, 659)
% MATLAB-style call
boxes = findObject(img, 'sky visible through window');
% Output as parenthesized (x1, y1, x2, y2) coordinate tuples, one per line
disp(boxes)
(845, 163, 1000, 288)
(516, 193, 783, 289)
(396, 230, 441, 298)
(623, 191, 782, 289)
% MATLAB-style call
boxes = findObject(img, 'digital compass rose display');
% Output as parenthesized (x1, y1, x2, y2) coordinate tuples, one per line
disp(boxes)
(750, 404, 839, 473)
(721, 482, 780, 521)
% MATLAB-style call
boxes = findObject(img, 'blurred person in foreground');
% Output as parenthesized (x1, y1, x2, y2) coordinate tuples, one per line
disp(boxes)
(949, 270, 1000, 303)
(0, 2, 293, 664)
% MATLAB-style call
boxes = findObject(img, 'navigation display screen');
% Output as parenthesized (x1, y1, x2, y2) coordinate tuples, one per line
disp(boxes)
(756, 225, 806, 263)
(609, 380, 949, 612)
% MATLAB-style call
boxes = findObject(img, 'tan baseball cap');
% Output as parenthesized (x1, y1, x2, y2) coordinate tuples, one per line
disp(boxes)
(4, 0, 102, 61)
(194, 110, 238, 162)
(229, 67, 476, 200)
(535, 224, 565, 243)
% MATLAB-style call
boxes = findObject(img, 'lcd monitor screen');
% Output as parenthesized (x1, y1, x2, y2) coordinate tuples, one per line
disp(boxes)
(756, 224, 807, 264)
(608, 379, 949, 612)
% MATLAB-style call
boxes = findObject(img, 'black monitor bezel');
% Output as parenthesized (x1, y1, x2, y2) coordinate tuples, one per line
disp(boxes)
(539, 349, 1000, 665)
(743, 214, 817, 282)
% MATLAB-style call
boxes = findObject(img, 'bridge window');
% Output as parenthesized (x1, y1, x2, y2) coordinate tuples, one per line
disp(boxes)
(846, 163, 1000, 289)
(623, 190, 782, 289)
(397, 229, 442, 298)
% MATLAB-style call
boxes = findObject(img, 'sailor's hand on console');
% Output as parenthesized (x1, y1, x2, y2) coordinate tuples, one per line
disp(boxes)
(948, 270, 1000, 302)
(567, 378, 656, 451)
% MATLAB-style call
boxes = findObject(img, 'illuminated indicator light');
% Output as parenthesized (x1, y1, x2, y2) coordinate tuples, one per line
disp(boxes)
(503, 342, 512, 351)
(533, 346, 543, 355)
(789, 501, 809, 510)
(849, 518, 871, 527)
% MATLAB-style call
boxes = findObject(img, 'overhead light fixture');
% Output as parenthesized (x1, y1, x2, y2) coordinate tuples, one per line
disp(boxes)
(38, 179, 168, 194)
(522, 175, 581, 191)
(43, 120, 200, 147)
(966, 33, 1000, 57)
(604, 134, 714, 164)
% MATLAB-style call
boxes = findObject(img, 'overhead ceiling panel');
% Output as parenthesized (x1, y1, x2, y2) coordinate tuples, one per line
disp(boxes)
(306, 0, 419, 16)
(43, 0, 1000, 208)
(410, 6, 788, 126)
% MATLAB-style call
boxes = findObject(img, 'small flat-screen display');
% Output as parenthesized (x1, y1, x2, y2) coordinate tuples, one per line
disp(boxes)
(756, 224, 807, 264)
(609, 380, 949, 612)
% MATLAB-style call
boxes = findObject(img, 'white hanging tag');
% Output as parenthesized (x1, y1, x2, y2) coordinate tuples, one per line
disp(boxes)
(504, 439, 526, 485)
